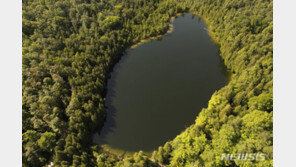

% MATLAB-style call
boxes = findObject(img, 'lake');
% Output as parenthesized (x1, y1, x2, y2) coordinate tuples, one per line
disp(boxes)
(93, 14, 229, 152)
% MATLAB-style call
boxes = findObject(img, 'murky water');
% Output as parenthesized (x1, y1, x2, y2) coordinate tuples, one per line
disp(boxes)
(93, 14, 229, 152)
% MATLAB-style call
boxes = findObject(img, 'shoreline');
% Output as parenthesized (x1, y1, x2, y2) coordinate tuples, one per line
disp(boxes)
(130, 13, 184, 49)
(97, 13, 185, 157)
(190, 11, 221, 46)
(98, 12, 232, 157)
(191, 12, 233, 80)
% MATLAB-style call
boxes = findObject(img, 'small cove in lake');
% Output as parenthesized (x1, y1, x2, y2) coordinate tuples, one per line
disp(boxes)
(93, 14, 230, 152)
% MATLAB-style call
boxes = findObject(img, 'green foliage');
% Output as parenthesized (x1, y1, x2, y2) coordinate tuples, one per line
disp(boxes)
(248, 92, 273, 112)
(23, 0, 187, 166)
(37, 132, 56, 151)
(23, 0, 272, 166)
(153, 0, 273, 166)
(22, 131, 56, 167)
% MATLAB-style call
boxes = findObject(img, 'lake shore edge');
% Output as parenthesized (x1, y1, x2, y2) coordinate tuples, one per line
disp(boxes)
(129, 13, 184, 49)
(97, 12, 232, 158)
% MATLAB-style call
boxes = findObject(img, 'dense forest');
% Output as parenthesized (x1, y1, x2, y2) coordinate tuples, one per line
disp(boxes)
(22, 0, 272, 166)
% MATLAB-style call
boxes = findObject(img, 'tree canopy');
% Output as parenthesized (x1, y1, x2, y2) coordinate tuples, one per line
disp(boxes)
(22, 0, 273, 166)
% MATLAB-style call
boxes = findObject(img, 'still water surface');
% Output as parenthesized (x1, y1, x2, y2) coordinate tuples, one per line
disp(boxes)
(93, 14, 229, 152)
